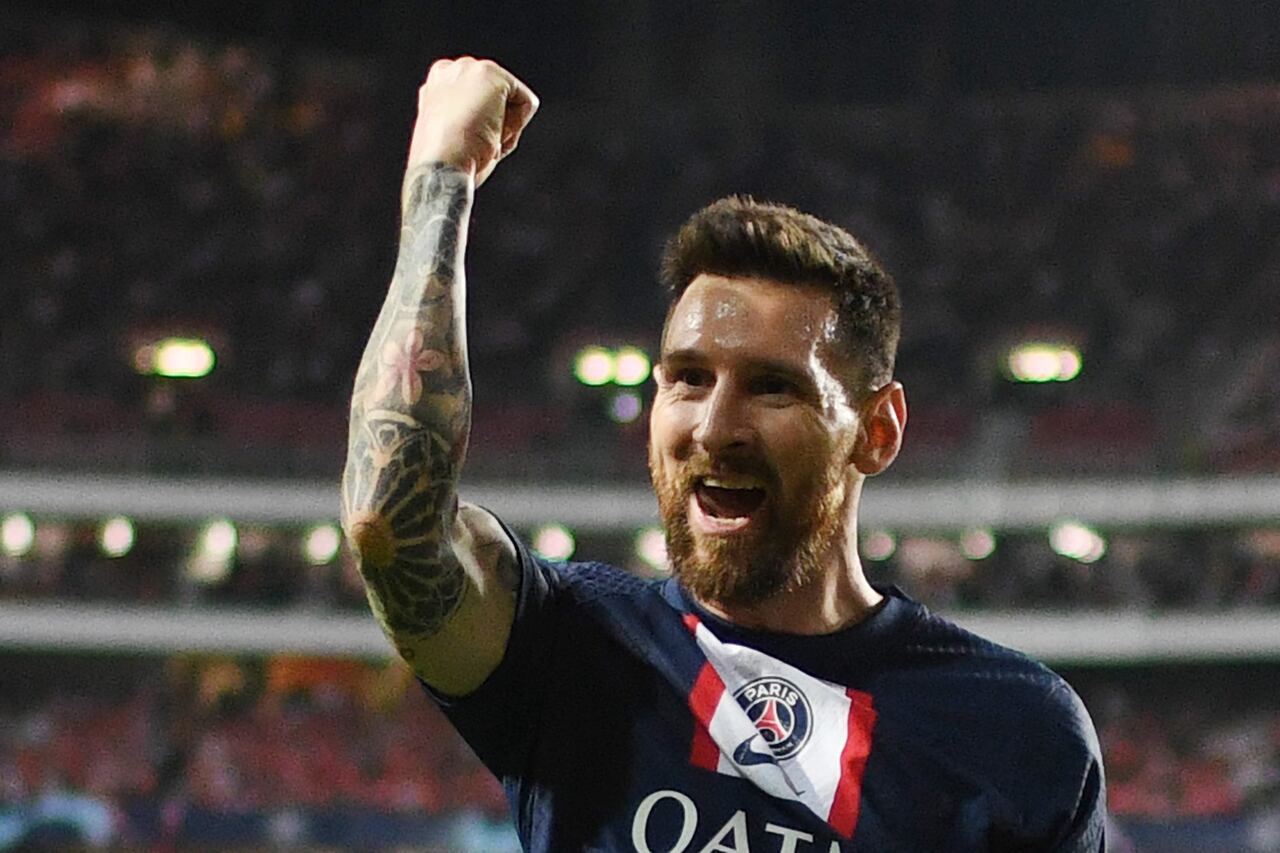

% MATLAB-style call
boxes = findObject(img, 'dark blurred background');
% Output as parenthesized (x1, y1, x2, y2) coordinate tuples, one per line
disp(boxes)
(1, 2, 1279, 851)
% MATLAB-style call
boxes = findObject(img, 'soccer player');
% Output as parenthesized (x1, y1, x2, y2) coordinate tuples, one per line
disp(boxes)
(341, 57, 1106, 852)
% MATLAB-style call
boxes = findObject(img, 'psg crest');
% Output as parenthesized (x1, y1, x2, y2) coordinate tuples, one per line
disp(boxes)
(731, 676, 813, 766)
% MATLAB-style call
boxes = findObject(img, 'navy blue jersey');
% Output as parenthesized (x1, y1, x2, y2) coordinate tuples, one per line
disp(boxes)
(428, 531, 1106, 852)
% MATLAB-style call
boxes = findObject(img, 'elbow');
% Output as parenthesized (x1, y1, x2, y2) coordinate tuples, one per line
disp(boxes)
(341, 510, 397, 574)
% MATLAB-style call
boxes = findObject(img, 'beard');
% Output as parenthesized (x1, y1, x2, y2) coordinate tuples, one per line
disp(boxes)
(649, 444, 848, 608)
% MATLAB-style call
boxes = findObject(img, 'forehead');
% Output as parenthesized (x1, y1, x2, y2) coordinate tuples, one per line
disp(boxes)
(663, 274, 839, 364)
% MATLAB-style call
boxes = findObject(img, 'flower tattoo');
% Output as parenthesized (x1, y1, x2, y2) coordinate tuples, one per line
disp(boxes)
(375, 327, 447, 406)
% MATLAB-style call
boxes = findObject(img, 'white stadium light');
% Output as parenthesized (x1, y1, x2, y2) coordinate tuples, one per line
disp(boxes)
(1049, 521, 1106, 564)
(1005, 343, 1083, 383)
(186, 519, 238, 584)
(862, 529, 896, 561)
(100, 516, 135, 558)
(1008, 346, 1059, 382)
(613, 346, 652, 386)
(134, 337, 216, 379)
(634, 526, 668, 573)
(198, 519, 238, 561)
(532, 524, 575, 560)
(959, 527, 997, 560)
(1056, 348, 1082, 381)
(1, 513, 35, 557)
(186, 555, 232, 585)
(303, 523, 342, 565)
(573, 346, 615, 386)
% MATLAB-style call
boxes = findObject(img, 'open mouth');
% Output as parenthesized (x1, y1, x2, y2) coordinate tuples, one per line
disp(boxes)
(692, 475, 768, 530)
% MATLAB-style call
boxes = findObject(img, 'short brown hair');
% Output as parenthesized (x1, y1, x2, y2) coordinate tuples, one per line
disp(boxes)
(660, 196, 901, 393)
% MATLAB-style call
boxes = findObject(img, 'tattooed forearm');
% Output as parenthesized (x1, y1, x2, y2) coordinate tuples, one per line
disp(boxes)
(341, 164, 474, 643)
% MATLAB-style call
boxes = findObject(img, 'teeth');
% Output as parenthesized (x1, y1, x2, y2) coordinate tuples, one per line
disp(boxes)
(703, 475, 765, 490)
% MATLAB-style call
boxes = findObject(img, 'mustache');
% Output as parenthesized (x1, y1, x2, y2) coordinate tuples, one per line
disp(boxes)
(672, 455, 776, 490)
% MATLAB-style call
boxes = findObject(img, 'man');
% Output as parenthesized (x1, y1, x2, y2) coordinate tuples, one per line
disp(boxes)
(341, 57, 1106, 852)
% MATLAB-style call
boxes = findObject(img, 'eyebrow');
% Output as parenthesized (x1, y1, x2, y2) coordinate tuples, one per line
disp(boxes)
(660, 348, 818, 389)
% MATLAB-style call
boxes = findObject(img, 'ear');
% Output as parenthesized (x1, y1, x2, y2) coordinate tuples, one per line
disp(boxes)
(850, 381, 907, 476)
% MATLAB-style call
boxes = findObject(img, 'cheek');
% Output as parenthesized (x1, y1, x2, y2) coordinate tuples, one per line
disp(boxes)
(769, 417, 839, 482)
(648, 399, 691, 459)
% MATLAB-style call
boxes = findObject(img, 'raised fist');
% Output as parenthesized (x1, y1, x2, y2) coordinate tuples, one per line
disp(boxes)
(407, 57, 539, 187)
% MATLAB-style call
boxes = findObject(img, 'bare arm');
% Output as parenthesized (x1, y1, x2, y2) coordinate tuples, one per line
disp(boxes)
(341, 58, 538, 695)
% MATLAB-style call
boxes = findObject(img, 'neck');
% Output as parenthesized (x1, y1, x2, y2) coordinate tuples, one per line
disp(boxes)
(693, 498, 883, 635)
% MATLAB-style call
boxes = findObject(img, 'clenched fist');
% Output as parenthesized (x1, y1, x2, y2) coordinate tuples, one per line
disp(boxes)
(407, 57, 539, 187)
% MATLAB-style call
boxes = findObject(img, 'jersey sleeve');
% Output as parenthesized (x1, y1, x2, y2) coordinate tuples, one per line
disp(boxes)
(1050, 763, 1106, 852)
(420, 518, 561, 778)
(1042, 682, 1108, 853)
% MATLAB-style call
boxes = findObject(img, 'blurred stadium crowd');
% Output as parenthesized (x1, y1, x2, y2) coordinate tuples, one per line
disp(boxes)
(2, 655, 1279, 849)
(0, 655, 513, 850)
(3, 20, 1279, 480)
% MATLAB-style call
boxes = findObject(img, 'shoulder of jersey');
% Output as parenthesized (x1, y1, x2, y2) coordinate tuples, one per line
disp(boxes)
(906, 608, 1099, 750)
(550, 559, 661, 603)
(903, 606, 1046, 674)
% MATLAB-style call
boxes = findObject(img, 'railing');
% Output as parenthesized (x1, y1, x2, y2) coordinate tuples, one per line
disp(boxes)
(2, 471, 1278, 663)
(3, 600, 1279, 665)
(3, 470, 1279, 530)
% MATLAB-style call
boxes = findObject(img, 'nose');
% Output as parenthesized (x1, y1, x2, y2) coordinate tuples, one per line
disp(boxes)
(691, 384, 752, 454)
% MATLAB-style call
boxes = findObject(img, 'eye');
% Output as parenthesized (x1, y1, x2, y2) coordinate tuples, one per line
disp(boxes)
(750, 375, 797, 397)
(670, 367, 713, 388)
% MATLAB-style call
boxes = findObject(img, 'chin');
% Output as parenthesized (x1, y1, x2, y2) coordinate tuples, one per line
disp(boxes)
(671, 542, 803, 607)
